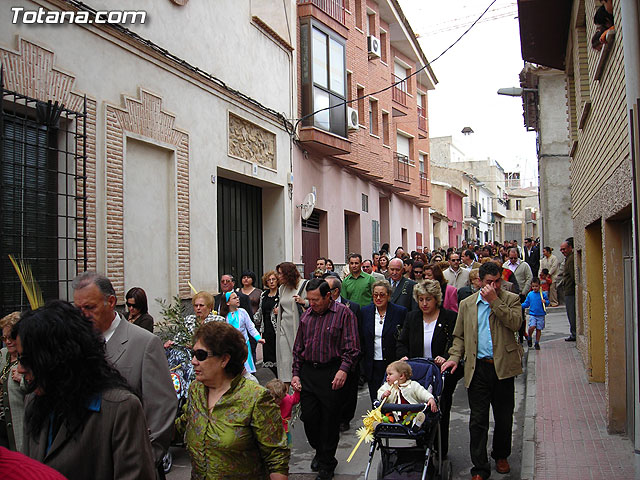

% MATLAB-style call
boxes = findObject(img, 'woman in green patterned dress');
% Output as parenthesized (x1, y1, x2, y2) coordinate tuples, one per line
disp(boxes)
(176, 321, 289, 479)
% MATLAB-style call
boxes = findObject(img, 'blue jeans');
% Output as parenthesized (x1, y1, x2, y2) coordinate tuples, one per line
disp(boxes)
(565, 294, 576, 337)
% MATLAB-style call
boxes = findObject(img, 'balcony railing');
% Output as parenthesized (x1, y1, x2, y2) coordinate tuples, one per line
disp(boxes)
(297, 0, 345, 24)
(420, 172, 428, 196)
(394, 153, 410, 183)
(418, 106, 427, 131)
(465, 201, 480, 219)
(392, 75, 407, 106)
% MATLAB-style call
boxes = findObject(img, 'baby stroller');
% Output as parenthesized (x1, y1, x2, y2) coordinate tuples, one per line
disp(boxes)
(364, 358, 452, 480)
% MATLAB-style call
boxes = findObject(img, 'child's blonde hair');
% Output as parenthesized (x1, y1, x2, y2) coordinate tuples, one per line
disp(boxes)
(388, 360, 412, 380)
(265, 378, 288, 403)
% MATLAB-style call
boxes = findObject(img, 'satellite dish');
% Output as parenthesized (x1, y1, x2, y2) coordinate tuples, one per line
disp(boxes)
(301, 192, 316, 220)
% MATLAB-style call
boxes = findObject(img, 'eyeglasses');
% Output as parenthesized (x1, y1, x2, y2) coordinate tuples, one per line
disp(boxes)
(373, 293, 388, 298)
(451, 259, 461, 262)
(126, 302, 138, 309)
(1, 335, 14, 342)
(191, 349, 215, 361)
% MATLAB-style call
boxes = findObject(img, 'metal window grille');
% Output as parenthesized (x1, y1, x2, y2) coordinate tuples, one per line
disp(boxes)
(362, 193, 368, 212)
(1, 75, 87, 315)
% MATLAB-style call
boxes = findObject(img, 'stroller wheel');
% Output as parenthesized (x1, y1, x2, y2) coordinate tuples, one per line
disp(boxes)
(162, 450, 173, 474)
(438, 459, 452, 480)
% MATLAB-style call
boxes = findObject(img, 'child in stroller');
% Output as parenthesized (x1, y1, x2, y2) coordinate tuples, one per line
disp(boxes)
(377, 360, 438, 413)
(364, 358, 452, 480)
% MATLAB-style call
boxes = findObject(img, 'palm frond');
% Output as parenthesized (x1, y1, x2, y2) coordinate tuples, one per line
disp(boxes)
(8, 255, 44, 310)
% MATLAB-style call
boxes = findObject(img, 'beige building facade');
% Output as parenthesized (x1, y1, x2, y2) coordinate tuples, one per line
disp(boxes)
(0, 0, 297, 318)
(519, 0, 639, 447)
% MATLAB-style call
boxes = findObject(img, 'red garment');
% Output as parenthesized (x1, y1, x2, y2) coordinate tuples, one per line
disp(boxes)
(539, 273, 551, 292)
(0, 446, 68, 479)
(291, 301, 361, 377)
(279, 390, 300, 433)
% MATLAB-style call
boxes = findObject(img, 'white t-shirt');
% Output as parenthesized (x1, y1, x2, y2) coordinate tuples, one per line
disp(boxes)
(374, 309, 384, 360)
(423, 320, 437, 359)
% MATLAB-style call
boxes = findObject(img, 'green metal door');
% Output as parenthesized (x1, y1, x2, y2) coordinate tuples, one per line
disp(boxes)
(217, 177, 263, 287)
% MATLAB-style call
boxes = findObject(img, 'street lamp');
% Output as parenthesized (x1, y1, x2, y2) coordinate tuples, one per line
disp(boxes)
(497, 87, 538, 96)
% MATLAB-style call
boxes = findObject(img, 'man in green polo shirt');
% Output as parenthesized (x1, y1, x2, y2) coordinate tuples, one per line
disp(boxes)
(342, 253, 375, 307)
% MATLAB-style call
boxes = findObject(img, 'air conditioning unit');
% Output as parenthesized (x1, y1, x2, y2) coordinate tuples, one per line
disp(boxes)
(367, 35, 381, 59)
(347, 107, 359, 131)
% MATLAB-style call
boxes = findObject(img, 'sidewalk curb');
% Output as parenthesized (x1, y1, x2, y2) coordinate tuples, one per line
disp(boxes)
(521, 349, 536, 480)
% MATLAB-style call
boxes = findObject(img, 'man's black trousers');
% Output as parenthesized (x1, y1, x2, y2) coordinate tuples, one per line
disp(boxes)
(467, 360, 515, 480)
(300, 362, 346, 474)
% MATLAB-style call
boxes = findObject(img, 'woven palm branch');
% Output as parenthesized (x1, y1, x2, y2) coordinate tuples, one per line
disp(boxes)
(346, 382, 398, 462)
(8, 255, 44, 310)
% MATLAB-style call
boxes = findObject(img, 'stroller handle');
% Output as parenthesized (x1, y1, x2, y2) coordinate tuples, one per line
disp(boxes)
(380, 403, 430, 414)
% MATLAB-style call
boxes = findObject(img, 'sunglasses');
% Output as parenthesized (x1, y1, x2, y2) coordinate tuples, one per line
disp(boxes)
(191, 349, 215, 361)
(126, 302, 138, 309)
(413, 270, 424, 274)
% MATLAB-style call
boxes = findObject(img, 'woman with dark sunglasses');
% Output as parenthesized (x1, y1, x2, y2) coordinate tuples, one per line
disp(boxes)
(176, 322, 289, 479)
(125, 287, 154, 332)
(14, 300, 155, 480)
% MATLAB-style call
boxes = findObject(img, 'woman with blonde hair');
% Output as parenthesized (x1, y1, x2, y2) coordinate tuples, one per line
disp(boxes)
(396, 279, 458, 458)
(0, 312, 25, 451)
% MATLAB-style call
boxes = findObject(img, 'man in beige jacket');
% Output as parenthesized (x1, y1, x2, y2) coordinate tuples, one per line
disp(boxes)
(441, 262, 522, 480)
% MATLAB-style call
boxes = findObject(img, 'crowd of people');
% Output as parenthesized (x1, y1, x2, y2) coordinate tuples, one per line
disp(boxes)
(0, 236, 577, 480)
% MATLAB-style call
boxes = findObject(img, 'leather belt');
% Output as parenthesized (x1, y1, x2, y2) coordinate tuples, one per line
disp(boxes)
(478, 357, 494, 365)
(305, 359, 340, 369)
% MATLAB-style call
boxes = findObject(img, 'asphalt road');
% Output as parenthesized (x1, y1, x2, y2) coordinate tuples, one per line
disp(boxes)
(166, 306, 571, 479)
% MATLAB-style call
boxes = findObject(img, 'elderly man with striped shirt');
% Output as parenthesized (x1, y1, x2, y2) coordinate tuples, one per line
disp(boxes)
(291, 278, 361, 480)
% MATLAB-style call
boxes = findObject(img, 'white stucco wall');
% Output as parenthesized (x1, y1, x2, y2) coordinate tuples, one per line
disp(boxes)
(2, 0, 296, 298)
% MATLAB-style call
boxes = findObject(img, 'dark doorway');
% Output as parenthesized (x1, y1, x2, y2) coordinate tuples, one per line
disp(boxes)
(302, 210, 320, 279)
(217, 177, 263, 287)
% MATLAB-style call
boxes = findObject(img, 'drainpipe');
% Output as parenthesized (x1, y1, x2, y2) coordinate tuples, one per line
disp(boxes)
(620, 0, 640, 452)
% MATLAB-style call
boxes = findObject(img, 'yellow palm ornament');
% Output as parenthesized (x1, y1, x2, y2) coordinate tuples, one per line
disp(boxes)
(8, 255, 44, 310)
(346, 381, 398, 462)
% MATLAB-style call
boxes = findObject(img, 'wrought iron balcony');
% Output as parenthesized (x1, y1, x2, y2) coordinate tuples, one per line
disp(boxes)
(394, 153, 410, 183)
(420, 172, 428, 196)
(417, 106, 427, 131)
(297, 0, 345, 24)
(392, 75, 407, 106)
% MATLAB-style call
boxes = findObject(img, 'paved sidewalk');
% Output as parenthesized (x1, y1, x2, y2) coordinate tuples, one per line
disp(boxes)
(526, 319, 640, 479)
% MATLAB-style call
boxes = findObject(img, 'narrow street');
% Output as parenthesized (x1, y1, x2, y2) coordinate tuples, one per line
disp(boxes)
(166, 307, 576, 479)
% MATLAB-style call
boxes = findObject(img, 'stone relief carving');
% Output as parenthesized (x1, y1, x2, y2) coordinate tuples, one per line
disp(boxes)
(228, 113, 276, 169)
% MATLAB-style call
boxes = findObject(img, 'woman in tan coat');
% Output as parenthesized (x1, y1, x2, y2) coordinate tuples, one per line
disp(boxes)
(275, 262, 308, 384)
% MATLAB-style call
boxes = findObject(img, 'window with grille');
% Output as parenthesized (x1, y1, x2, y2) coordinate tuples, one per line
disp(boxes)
(362, 193, 368, 212)
(1, 84, 86, 315)
(372, 220, 380, 255)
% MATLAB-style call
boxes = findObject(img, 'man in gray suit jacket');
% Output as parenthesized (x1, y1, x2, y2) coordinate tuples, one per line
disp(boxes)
(72, 272, 177, 471)
(388, 259, 417, 312)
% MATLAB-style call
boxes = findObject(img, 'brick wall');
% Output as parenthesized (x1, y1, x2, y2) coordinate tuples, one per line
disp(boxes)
(106, 90, 191, 301)
(297, 0, 432, 206)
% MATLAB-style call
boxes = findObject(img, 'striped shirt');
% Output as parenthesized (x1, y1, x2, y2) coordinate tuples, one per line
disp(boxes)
(292, 300, 360, 377)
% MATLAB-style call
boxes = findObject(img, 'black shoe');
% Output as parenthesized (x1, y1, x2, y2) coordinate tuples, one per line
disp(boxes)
(315, 471, 334, 480)
(339, 422, 350, 432)
(565, 336, 576, 342)
(310, 456, 319, 472)
(534, 343, 540, 350)
(527, 336, 533, 347)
